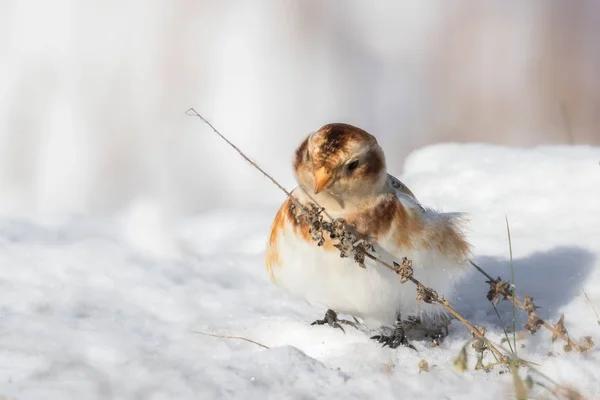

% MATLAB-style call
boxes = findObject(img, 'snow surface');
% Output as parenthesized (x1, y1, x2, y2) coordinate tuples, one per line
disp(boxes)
(1, 144, 600, 399)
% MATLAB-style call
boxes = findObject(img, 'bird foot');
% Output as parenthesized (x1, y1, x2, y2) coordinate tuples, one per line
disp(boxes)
(371, 320, 417, 350)
(311, 309, 358, 333)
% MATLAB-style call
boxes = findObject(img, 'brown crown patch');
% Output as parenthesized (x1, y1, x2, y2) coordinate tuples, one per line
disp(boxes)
(314, 123, 375, 158)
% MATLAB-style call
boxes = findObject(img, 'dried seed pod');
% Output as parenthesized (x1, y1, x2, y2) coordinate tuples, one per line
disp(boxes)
(470, 326, 488, 338)
(581, 336, 595, 351)
(393, 257, 414, 283)
(563, 342, 573, 353)
(552, 314, 567, 343)
(416, 284, 438, 304)
(299, 203, 327, 246)
(472, 339, 488, 353)
(485, 277, 512, 304)
(524, 312, 543, 334)
(523, 295, 541, 314)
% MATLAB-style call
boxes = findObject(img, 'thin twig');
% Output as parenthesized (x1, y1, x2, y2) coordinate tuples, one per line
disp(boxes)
(470, 261, 585, 352)
(482, 356, 542, 372)
(361, 251, 508, 361)
(491, 301, 516, 354)
(582, 286, 600, 326)
(513, 298, 584, 352)
(469, 260, 494, 281)
(189, 109, 510, 362)
(437, 301, 507, 361)
(186, 108, 335, 223)
(192, 331, 270, 349)
(186, 108, 293, 198)
(506, 216, 518, 356)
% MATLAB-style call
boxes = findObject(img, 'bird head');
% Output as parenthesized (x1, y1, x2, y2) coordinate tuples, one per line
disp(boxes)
(293, 123, 387, 202)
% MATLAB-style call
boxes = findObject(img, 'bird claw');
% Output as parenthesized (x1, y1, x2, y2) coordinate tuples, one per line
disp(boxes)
(370, 334, 416, 350)
(311, 309, 358, 334)
(371, 319, 417, 350)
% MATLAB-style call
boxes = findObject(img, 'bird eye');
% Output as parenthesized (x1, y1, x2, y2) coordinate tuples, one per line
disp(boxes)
(346, 160, 359, 173)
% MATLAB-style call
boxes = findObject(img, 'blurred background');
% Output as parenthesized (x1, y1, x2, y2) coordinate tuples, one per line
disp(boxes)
(1, 0, 599, 219)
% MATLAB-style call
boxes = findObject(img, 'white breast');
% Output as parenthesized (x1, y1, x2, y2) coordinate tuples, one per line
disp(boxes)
(270, 218, 467, 327)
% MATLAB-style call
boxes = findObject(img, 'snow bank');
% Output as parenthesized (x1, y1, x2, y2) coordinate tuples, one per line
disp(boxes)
(0, 144, 599, 399)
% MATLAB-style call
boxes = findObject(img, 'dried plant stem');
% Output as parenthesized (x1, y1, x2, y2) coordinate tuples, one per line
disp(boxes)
(484, 357, 541, 370)
(582, 286, 600, 326)
(192, 331, 270, 349)
(513, 298, 584, 353)
(441, 304, 507, 361)
(469, 260, 495, 281)
(491, 302, 516, 354)
(505, 216, 518, 356)
(186, 108, 294, 199)
(469, 260, 585, 352)
(361, 252, 508, 361)
(186, 108, 335, 223)
(189, 109, 511, 362)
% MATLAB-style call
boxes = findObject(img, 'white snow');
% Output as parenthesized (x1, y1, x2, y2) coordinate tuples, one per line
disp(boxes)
(1, 144, 600, 399)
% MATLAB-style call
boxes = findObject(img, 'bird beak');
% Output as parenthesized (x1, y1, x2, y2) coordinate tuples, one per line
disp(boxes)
(313, 166, 334, 194)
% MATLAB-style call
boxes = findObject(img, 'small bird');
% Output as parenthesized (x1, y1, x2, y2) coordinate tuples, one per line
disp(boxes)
(265, 123, 470, 348)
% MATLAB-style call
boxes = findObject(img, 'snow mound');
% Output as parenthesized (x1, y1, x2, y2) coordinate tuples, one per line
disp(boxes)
(0, 144, 599, 399)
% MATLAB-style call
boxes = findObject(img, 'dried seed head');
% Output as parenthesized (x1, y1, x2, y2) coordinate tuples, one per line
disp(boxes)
(416, 284, 438, 304)
(581, 336, 595, 351)
(472, 339, 488, 354)
(486, 277, 512, 304)
(303, 204, 327, 246)
(393, 257, 414, 283)
(471, 326, 487, 338)
(523, 295, 541, 313)
(313, 216, 375, 268)
(524, 312, 543, 334)
(471, 326, 488, 359)
(552, 314, 567, 343)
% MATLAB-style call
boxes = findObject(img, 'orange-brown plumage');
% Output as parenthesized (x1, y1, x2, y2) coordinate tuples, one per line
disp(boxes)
(265, 123, 470, 327)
